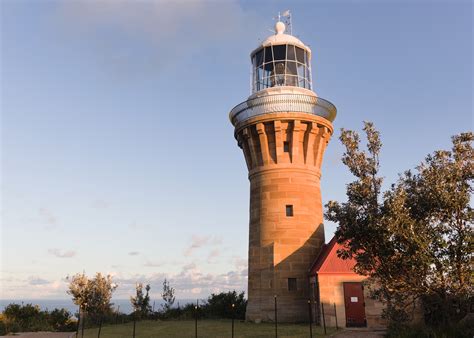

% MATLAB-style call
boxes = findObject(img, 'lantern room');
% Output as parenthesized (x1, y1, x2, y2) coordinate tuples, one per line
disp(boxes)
(251, 21, 312, 93)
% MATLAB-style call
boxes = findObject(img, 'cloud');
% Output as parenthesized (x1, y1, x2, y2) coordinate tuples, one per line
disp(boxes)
(232, 256, 247, 270)
(128, 251, 140, 256)
(184, 235, 222, 257)
(54, 0, 259, 79)
(129, 221, 151, 230)
(111, 261, 248, 299)
(91, 199, 110, 209)
(28, 277, 51, 285)
(39, 208, 58, 227)
(1, 259, 248, 299)
(144, 260, 164, 268)
(207, 249, 220, 263)
(48, 248, 76, 258)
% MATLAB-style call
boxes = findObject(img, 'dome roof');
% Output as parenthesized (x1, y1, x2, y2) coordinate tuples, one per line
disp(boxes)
(251, 21, 311, 57)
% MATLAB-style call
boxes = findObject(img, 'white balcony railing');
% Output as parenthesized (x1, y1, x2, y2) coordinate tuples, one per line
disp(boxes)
(229, 93, 337, 126)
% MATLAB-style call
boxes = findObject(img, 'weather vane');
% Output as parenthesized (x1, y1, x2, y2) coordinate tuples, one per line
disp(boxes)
(274, 10, 292, 35)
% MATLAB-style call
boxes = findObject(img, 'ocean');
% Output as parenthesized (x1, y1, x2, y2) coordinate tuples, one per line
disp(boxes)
(0, 298, 199, 315)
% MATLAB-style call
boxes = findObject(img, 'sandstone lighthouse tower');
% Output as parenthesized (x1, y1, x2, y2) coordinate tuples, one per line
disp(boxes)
(229, 18, 337, 322)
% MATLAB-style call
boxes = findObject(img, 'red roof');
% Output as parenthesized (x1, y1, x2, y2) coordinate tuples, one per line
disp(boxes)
(309, 236, 359, 275)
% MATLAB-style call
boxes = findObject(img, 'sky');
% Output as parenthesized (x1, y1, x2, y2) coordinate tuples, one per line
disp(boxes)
(0, 0, 472, 301)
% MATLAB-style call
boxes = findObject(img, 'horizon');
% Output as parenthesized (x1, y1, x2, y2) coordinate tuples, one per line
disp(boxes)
(1, 0, 472, 301)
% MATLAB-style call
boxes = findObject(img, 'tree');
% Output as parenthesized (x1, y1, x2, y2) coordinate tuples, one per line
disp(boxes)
(325, 122, 473, 329)
(130, 283, 151, 318)
(67, 272, 117, 321)
(204, 291, 247, 319)
(161, 279, 175, 312)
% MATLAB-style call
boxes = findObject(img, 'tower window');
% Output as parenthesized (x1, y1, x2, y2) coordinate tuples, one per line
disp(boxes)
(288, 278, 297, 291)
(283, 141, 290, 152)
(286, 205, 294, 217)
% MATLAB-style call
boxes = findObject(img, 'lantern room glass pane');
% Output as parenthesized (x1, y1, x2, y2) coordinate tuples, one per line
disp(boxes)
(295, 47, 305, 63)
(272, 61, 286, 86)
(299, 77, 306, 88)
(255, 50, 264, 66)
(297, 63, 305, 78)
(272, 45, 286, 61)
(286, 61, 297, 77)
(287, 45, 296, 61)
(264, 47, 273, 63)
(285, 75, 298, 86)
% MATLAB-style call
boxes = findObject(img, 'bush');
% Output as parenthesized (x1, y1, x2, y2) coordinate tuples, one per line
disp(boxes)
(47, 308, 76, 331)
(387, 317, 474, 338)
(203, 291, 247, 319)
(1, 303, 76, 334)
(155, 291, 247, 321)
(3, 303, 51, 332)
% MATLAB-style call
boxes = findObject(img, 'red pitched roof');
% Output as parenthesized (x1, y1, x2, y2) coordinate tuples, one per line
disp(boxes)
(309, 236, 359, 275)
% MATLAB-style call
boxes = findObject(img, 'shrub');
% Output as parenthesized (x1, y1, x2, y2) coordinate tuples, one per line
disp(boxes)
(3, 303, 51, 332)
(1, 303, 76, 333)
(203, 291, 247, 320)
(47, 308, 75, 331)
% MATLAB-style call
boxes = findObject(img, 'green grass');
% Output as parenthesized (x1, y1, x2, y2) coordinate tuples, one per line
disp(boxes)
(81, 319, 337, 337)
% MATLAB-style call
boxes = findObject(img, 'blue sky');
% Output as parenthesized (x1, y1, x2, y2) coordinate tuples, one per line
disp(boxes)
(1, 0, 472, 300)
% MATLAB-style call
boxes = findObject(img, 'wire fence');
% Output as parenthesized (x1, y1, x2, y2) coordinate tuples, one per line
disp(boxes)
(74, 298, 340, 338)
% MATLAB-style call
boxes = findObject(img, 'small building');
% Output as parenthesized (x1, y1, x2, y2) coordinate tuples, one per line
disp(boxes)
(308, 236, 387, 329)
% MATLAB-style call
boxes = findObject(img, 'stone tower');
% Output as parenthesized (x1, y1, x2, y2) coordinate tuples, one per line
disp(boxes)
(229, 20, 337, 322)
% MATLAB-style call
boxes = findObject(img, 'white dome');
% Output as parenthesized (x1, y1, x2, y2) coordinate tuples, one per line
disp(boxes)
(251, 22, 311, 57)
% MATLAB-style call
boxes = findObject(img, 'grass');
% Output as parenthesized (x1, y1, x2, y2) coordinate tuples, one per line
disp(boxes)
(80, 319, 338, 337)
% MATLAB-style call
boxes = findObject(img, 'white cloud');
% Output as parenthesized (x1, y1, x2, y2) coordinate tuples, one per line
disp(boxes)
(28, 277, 51, 285)
(91, 199, 110, 209)
(54, 0, 259, 78)
(1, 260, 247, 299)
(129, 221, 152, 230)
(39, 208, 58, 228)
(128, 251, 140, 256)
(206, 248, 220, 263)
(143, 260, 163, 268)
(48, 248, 76, 258)
(184, 235, 222, 256)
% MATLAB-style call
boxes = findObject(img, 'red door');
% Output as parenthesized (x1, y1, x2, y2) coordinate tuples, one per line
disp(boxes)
(343, 282, 366, 327)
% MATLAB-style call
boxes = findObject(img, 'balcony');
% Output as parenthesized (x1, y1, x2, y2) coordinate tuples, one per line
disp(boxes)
(229, 93, 337, 126)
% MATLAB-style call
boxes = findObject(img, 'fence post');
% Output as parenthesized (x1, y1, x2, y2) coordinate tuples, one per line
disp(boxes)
(231, 303, 235, 338)
(195, 299, 198, 338)
(274, 295, 278, 338)
(81, 309, 85, 338)
(76, 307, 80, 338)
(97, 316, 102, 338)
(321, 302, 327, 335)
(334, 302, 338, 330)
(116, 305, 120, 325)
(132, 314, 136, 338)
(308, 300, 313, 338)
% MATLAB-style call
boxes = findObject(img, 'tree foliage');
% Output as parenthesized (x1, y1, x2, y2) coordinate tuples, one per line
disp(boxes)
(131, 283, 152, 317)
(161, 279, 176, 312)
(67, 272, 117, 318)
(204, 290, 247, 320)
(0, 303, 75, 334)
(326, 122, 473, 328)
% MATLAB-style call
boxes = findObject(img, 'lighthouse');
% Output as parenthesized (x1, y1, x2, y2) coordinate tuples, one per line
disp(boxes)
(229, 18, 337, 322)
